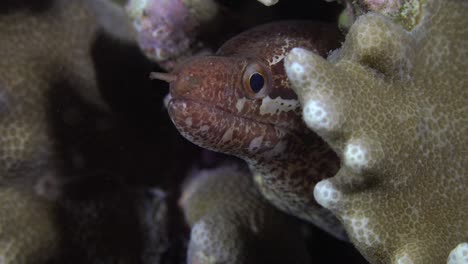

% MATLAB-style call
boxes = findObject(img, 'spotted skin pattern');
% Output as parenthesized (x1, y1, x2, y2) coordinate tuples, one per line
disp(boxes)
(166, 21, 348, 239)
(285, 0, 467, 263)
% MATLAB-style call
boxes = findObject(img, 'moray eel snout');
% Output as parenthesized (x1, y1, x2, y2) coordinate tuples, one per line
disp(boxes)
(162, 55, 303, 158)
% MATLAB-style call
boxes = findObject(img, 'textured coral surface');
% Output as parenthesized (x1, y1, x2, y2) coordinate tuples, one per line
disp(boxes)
(0, 1, 189, 263)
(0, 187, 59, 263)
(285, 0, 467, 263)
(1, 1, 104, 183)
(0, 1, 117, 262)
(180, 163, 310, 264)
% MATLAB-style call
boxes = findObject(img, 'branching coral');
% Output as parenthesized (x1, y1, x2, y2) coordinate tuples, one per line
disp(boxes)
(285, 0, 467, 262)
(180, 163, 310, 264)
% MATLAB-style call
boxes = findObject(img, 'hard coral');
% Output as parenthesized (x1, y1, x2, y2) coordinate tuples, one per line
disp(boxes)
(0, 0, 132, 184)
(0, 0, 134, 263)
(0, 187, 59, 263)
(180, 163, 310, 264)
(339, 0, 424, 30)
(285, 0, 467, 263)
(257, 0, 279, 6)
(126, 0, 218, 71)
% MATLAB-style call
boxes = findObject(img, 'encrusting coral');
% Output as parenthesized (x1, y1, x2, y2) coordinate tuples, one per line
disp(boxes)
(0, 0, 138, 263)
(0, 0, 134, 187)
(285, 0, 467, 263)
(0, 187, 59, 264)
(180, 163, 310, 264)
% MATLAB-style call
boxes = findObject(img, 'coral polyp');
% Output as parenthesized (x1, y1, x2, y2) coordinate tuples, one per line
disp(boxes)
(285, 0, 467, 262)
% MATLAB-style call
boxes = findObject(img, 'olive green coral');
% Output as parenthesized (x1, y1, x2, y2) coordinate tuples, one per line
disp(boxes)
(0, 187, 59, 264)
(0, 0, 134, 263)
(0, 0, 132, 182)
(180, 164, 310, 264)
(339, 0, 425, 30)
(285, 0, 467, 263)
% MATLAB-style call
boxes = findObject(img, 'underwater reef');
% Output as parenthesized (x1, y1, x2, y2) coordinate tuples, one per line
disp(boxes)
(285, 0, 467, 262)
(0, 0, 197, 263)
(0, 0, 466, 263)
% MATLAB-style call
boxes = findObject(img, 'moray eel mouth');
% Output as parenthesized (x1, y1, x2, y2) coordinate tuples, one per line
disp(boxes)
(172, 97, 289, 129)
(168, 97, 293, 155)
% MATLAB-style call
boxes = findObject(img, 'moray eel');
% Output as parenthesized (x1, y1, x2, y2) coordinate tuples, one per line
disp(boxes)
(154, 21, 346, 239)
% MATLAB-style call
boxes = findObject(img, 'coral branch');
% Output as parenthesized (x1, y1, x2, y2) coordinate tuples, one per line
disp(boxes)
(285, 0, 467, 263)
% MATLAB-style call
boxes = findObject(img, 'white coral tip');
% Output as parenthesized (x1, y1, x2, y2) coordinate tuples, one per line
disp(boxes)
(344, 142, 370, 172)
(447, 243, 468, 264)
(303, 100, 335, 131)
(314, 179, 342, 210)
(257, 0, 279, 6)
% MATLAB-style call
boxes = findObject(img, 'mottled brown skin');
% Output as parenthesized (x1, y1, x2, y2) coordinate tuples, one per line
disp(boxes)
(167, 21, 348, 239)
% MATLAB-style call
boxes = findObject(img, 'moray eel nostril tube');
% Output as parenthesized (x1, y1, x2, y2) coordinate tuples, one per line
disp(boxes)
(157, 21, 348, 239)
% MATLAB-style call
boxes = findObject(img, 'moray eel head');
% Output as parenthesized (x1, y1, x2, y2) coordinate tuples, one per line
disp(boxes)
(165, 54, 304, 159)
(157, 21, 347, 239)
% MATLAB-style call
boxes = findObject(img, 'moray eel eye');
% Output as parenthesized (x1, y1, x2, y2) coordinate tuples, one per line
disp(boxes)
(242, 62, 270, 98)
(249, 73, 265, 93)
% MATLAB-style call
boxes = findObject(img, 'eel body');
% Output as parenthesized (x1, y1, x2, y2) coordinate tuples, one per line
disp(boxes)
(163, 21, 346, 239)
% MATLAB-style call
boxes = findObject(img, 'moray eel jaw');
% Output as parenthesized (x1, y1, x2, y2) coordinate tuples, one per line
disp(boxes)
(168, 98, 292, 159)
(167, 55, 305, 159)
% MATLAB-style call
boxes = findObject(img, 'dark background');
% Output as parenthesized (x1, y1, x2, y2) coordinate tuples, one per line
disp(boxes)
(1, 0, 368, 263)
